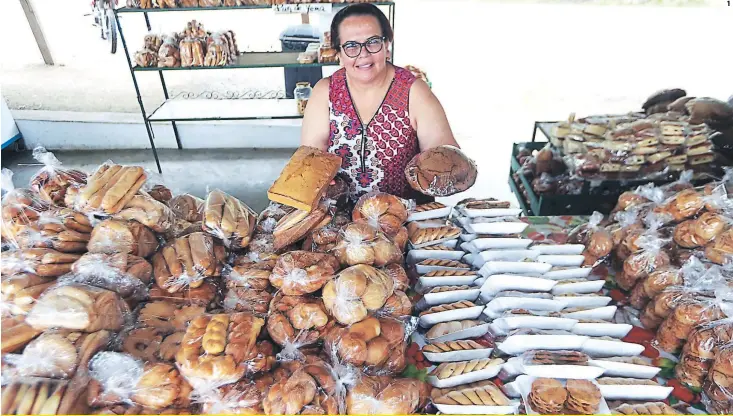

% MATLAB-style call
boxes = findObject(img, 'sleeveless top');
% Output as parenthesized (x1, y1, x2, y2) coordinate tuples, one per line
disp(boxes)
(328, 65, 428, 202)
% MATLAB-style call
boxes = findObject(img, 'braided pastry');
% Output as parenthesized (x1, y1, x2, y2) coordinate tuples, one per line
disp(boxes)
(423, 340, 485, 353)
(428, 285, 472, 294)
(431, 358, 504, 379)
(410, 226, 461, 245)
(432, 380, 510, 406)
(418, 259, 470, 268)
(414, 202, 447, 212)
(420, 245, 455, 251)
(420, 301, 476, 316)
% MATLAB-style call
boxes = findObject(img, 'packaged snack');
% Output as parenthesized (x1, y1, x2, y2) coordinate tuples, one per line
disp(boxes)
(703, 341, 733, 414)
(88, 219, 158, 258)
(266, 292, 333, 348)
(322, 264, 395, 325)
(352, 192, 410, 237)
(28, 147, 87, 206)
(346, 375, 430, 414)
(64, 252, 152, 300)
(151, 232, 225, 293)
(675, 318, 733, 388)
(332, 222, 402, 267)
(72, 162, 148, 215)
(202, 189, 256, 249)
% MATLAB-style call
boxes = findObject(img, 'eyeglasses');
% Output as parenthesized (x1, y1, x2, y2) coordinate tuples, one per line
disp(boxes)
(340, 36, 386, 58)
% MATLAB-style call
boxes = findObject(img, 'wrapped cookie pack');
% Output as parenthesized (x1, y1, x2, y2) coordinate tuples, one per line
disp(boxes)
(703, 340, 733, 414)
(675, 317, 733, 388)
(28, 147, 87, 207)
(568, 211, 613, 266)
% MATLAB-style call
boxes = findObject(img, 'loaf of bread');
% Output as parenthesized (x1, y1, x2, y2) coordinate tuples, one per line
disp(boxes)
(273, 201, 331, 250)
(151, 232, 225, 293)
(114, 192, 174, 233)
(322, 264, 395, 325)
(29, 148, 87, 206)
(268, 146, 342, 212)
(1, 375, 90, 415)
(1, 315, 43, 353)
(352, 192, 408, 236)
(346, 376, 430, 414)
(88, 219, 158, 258)
(168, 194, 204, 223)
(2, 248, 82, 277)
(67, 252, 152, 300)
(73, 164, 147, 214)
(26, 283, 129, 332)
(405, 145, 477, 196)
(1, 273, 56, 315)
(203, 190, 256, 249)
(269, 250, 339, 295)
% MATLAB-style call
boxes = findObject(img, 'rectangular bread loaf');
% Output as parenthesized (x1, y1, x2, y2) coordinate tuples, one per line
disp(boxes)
(268, 146, 342, 212)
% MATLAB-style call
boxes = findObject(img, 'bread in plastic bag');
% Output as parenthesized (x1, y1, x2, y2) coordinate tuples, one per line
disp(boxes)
(676, 318, 733, 388)
(169, 193, 204, 223)
(157, 37, 181, 68)
(705, 228, 733, 265)
(1, 273, 56, 316)
(25, 283, 130, 332)
(655, 289, 732, 353)
(256, 201, 294, 233)
(28, 147, 87, 206)
(65, 252, 152, 301)
(302, 211, 349, 253)
(11, 208, 93, 252)
(2, 248, 82, 277)
(151, 232, 225, 293)
(382, 263, 409, 292)
(703, 340, 733, 414)
(322, 264, 395, 325)
(324, 316, 411, 375)
(71, 162, 148, 215)
(569, 211, 613, 259)
(88, 219, 158, 258)
(198, 375, 272, 414)
(262, 356, 342, 415)
(1, 168, 51, 245)
(87, 352, 192, 409)
(149, 279, 219, 308)
(202, 189, 256, 249)
(266, 292, 334, 348)
(268, 250, 339, 295)
(1, 315, 42, 353)
(175, 312, 268, 389)
(3, 329, 110, 379)
(1, 376, 90, 414)
(114, 192, 175, 233)
(346, 374, 430, 414)
(641, 286, 698, 330)
(619, 234, 671, 291)
(655, 188, 705, 222)
(137, 300, 205, 333)
(352, 192, 410, 237)
(332, 222, 403, 267)
(273, 199, 333, 250)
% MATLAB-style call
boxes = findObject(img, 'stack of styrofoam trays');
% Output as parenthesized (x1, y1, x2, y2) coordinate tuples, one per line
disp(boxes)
(495, 325, 643, 358)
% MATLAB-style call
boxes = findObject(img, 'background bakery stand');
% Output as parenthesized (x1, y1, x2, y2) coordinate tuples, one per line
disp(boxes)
(114, 2, 396, 173)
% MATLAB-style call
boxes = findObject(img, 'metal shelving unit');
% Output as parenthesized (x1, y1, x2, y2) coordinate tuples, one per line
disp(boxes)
(114, 2, 396, 172)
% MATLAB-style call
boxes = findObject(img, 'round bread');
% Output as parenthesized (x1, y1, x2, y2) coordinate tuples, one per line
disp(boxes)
(404, 145, 477, 197)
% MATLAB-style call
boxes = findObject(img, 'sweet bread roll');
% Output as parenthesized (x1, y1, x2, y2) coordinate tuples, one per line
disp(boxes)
(381, 290, 413, 317)
(168, 194, 204, 223)
(268, 145, 341, 212)
(382, 263, 409, 292)
(1, 248, 82, 277)
(74, 164, 147, 215)
(88, 219, 157, 258)
(665, 189, 705, 222)
(266, 292, 333, 347)
(68, 252, 152, 300)
(346, 375, 429, 414)
(152, 232, 223, 293)
(269, 251, 339, 295)
(325, 316, 408, 374)
(223, 286, 272, 314)
(704, 229, 733, 265)
(322, 264, 395, 325)
(262, 360, 339, 415)
(12, 210, 92, 253)
(175, 312, 267, 387)
(26, 283, 130, 332)
(114, 192, 174, 233)
(4, 330, 110, 379)
(405, 145, 477, 197)
(203, 190, 256, 249)
(199, 377, 272, 414)
(332, 222, 402, 267)
(629, 267, 682, 310)
(352, 192, 408, 236)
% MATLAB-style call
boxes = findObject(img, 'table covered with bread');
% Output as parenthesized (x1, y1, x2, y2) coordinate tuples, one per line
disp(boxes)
(1, 140, 732, 415)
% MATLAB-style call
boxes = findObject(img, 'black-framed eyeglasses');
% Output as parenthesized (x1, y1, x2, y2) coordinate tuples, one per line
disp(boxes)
(340, 36, 386, 58)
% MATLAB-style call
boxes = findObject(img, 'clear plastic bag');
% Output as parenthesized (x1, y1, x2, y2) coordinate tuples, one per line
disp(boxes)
(655, 188, 705, 222)
(269, 250, 339, 296)
(3, 329, 111, 379)
(303, 211, 349, 253)
(11, 208, 93, 253)
(256, 201, 293, 234)
(704, 228, 733, 265)
(197, 375, 272, 414)
(222, 264, 272, 314)
(322, 264, 395, 326)
(202, 189, 256, 249)
(619, 234, 671, 291)
(702, 341, 733, 414)
(262, 356, 343, 415)
(169, 193, 204, 223)
(28, 147, 87, 206)
(332, 222, 402, 267)
(1, 168, 51, 247)
(71, 162, 149, 215)
(0, 376, 90, 414)
(676, 318, 733, 389)
(174, 312, 269, 390)
(266, 292, 334, 348)
(114, 192, 175, 233)
(203, 34, 230, 67)
(87, 352, 193, 410)
(134, 49, 158, 68)
(1, 248, 82, 277)
(179, 38, 205, 67)
(63, 252, 152, 301)
(346, 375, 430, 414)
(568, 211, 613, 262)
(25, 283, 131, 332)
(324, 316, 412, 376)
(88, 219, 158, 258)
(1, 273, 55, 316)
(273, 199, 334, 251)
(628, 256, 705, 310)
(352, 192, 410, 237)
(151, 232, 225, 293)
(149, 279, 220, 308)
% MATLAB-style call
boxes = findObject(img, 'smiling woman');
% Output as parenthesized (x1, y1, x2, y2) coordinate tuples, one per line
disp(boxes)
(300, 3, 459, 203)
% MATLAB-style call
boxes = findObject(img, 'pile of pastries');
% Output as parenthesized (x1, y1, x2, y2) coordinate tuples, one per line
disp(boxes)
(127, 0, 384, 8)
(0, 148, 431, 415)
(134, 21, 239, 68)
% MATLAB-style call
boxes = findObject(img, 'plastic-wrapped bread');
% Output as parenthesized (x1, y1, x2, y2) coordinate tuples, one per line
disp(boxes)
(676, 319, 733, 388)
(1, 315, 43, 353)
(324, 316, 408, 375)
(703, 342, 733, 414)
(25, 283, 130, 332)
(0, 376, 89, 415)
(2, 248, 82, 277)
(149, 280, 219, 308)
(151, 232, 225, 293)
(222, 265, 272, 314)
(28, 147, 87, 206)
(72, 163, 148, 215)
(88, 219, 158, 258)
(629, 267, 682, 310)
(332, 222, 402, 267)
(273, 200, 331, 250)
(11, 209, 92, 253)
(269, 251, 339, 295)
(346, 375, 430, 414)
(322, 264, 395, 325)
(705, 229, 733, 265)
(199, 376, 272, 414)
(266, 292, 334, 347)
(352, 192, 409, 237)
(1, 273, 56, 315)
(168, 194, 204, 223)
(202, 189, 256, 249)
(87, 352, 192, 410)
(262, 357, 340, 415)
(3, 329, 110, 379)
(114, 192, 174, 233)
(655, 295, 728, 353)
(66, 252, 152, 300)
(175, 312, 270, 388)
(1, 169, 52, 246)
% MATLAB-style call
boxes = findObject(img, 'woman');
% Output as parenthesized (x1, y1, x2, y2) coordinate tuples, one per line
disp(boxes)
(300, 3, 459, 202)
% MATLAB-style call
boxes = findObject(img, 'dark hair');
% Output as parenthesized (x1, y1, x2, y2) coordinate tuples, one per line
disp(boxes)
(330, 4, 393, 50)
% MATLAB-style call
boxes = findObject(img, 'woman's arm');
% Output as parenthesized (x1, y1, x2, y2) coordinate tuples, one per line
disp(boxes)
(409, 79, 460, 150)
(299, 78, 331, 151)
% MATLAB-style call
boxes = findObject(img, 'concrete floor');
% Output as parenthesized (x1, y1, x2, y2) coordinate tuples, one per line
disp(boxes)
(1, 148, 293, 212)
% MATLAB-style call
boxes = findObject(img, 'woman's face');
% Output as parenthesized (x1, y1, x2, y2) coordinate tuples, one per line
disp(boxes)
(337, 15, 390, 84)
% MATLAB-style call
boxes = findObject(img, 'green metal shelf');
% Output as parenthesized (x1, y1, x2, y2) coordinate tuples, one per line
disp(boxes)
(117, 2, 394, 13)
(134, 51, 338, 71)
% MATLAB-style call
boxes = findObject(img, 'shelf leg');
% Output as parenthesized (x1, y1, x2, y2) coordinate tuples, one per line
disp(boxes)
(144, 12, 151, 31)
(115, 10, 162, 173)
(532, 121, 538, 143)
(158, 72, 183, 150)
